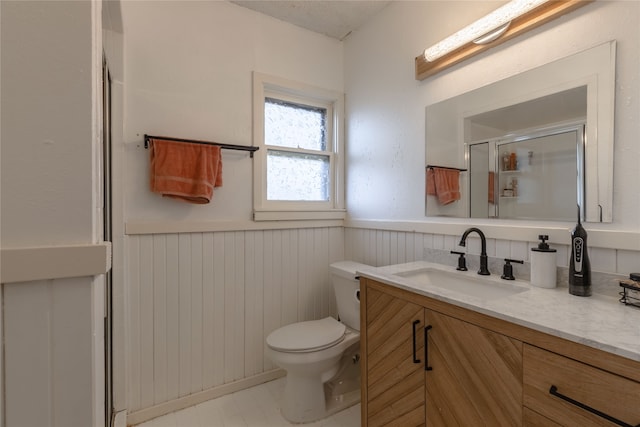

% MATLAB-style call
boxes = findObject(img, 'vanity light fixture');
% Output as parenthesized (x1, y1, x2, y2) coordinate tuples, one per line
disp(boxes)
(470, 22, 511, 46)
(416, 0, 591, 80)
(423, 0, 548, 62)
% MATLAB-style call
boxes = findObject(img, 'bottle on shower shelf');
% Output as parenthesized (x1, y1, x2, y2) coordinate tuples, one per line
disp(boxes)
(509, 152, 517, 170)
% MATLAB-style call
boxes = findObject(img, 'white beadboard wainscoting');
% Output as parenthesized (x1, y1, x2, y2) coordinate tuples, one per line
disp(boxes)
(124, 221, 639, 425)
(2, 276, 106, 427)
(345, 227, 432, 267)
(125, 226, 345, 424)
(344, 224, 640, 275)
(344, 225, 640, 301)
(0, 244, 112, 427)
(344, 226, 539, 268)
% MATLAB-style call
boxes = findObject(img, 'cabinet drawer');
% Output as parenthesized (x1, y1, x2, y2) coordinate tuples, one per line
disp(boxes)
(524, 344, 640, 427)
(523, 408, 562, 427)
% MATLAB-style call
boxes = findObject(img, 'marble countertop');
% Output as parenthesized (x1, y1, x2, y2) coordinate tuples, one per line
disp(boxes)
(357, 261, 640, 362)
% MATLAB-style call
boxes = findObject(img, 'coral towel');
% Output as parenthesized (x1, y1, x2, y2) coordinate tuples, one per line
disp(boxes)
(426, 168, 437, 197)
(150, 138, 222, 204)
(426, 167, 460, 205)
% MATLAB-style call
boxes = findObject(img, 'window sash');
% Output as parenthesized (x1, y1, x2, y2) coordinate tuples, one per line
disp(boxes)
(264, 97, 328, 152)
(266, 149, 332, 202)
(252, 72, 345, 220)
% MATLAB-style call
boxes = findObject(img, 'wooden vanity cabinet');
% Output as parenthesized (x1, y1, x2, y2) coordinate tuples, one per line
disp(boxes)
(360, 278, 640, 427)
(361, 278, 522, 426)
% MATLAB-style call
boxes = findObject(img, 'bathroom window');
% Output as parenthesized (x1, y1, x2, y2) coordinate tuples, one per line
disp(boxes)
(252, 73, 345, 221)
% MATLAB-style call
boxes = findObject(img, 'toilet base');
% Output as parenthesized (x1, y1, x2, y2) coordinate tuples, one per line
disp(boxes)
(324, 373, 360, 415)
(280, 341, 360, 424)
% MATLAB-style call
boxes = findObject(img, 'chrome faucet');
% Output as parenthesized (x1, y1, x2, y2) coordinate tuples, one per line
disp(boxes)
(459, 227, 490, 275)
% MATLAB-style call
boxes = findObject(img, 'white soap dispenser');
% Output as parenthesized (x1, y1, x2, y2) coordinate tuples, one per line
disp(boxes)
(531, 235, 557, 288)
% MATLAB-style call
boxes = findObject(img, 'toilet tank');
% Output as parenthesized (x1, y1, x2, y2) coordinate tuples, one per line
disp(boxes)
(330, 261, 370, 332)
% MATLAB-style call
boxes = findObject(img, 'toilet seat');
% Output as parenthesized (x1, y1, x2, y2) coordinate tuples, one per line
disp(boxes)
(266, 317, 346, 353)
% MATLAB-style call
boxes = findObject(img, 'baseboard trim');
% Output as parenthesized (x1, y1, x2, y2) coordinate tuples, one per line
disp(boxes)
(112, 410, 127, 427)
(125, 369, 285, 426)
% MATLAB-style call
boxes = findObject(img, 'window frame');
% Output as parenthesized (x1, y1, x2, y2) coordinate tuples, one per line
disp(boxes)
(252, 72, 345, 221)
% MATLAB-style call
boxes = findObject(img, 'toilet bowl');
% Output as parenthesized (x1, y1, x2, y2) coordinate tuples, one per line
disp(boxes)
(265, 261, 369, 424)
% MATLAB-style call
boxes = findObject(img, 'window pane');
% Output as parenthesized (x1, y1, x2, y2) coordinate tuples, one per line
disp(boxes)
(265, 98, 327, 151)
(267, 150, 330, 201)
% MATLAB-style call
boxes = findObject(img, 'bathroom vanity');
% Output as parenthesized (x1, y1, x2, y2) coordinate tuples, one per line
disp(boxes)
(358, 262, 640, 427)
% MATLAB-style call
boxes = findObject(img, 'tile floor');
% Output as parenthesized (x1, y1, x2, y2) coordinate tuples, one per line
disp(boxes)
(135, 377, 361, 427)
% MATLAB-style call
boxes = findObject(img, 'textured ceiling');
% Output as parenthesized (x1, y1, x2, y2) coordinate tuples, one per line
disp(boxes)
(229, 1, 392, 40)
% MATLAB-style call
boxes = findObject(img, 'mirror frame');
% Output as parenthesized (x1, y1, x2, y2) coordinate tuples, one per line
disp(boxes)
(425, 40, 616, 222)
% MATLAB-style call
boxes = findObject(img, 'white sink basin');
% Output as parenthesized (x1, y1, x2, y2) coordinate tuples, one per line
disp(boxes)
(394, 268, 528, 301)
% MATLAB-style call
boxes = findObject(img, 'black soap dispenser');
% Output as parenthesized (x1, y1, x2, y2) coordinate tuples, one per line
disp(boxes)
(569, 206, 592, 296)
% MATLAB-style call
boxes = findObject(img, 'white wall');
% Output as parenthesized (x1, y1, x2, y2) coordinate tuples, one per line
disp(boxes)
(119, 2, 347, 422)
(118, 1, 639, 423)
(6, 1, 635, 425)
(1, 1, 96, 246)
(344, 1, 640, 235)
(0, 1, 107, 426)
(122, 0, 344, 222)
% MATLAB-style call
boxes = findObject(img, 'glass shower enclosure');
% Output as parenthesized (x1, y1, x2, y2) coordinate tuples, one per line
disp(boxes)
(468, 124, 585, 221)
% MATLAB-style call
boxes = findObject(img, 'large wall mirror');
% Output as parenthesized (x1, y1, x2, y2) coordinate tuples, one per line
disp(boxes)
(425, 41, 616, 223)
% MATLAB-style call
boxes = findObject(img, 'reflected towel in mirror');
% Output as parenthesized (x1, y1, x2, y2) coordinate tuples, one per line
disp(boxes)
(426, 167, 460, 205)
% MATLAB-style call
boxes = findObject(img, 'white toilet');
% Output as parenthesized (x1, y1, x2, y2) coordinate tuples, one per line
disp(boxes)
(265, 260, 369, 423)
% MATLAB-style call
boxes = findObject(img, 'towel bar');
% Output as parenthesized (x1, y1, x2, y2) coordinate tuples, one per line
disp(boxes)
(144, 134, 259, 158)
(426, 165, 467, 172)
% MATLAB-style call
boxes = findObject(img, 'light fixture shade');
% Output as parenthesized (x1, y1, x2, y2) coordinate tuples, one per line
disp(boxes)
(423, 0, 549, 62)
(473, 22, 511, 45)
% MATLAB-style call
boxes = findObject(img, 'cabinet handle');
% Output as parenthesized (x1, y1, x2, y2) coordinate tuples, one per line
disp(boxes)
(412, 319, 421, 364)
(549, 385, 638, 427)
(424, 325, 433, 371)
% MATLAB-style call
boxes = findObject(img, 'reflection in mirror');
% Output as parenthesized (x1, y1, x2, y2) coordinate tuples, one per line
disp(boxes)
(425, 41, 615, 222)
(469, 142, 490, 219)
(469, 123, 585, 221)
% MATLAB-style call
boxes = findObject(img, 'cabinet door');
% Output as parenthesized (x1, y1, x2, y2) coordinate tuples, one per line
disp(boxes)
(425, 309, 523, 426)
(364, 285, 425, 427)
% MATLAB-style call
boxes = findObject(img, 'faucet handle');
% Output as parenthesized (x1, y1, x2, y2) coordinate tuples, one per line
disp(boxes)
(501, 258, 524, 280)
(451, 251, 468, 271)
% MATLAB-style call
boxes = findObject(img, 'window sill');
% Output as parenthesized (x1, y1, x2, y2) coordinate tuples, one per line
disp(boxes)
(253, 209, 346, 222)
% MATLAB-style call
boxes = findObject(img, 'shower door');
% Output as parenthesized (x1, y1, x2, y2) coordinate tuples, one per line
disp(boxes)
(496, 127, 584, 221)
(102, 54, 114, 427)
(468, 124, 585, 221)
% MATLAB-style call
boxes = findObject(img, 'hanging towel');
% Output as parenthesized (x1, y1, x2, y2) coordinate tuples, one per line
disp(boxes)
(426, 168, 437, 196)
(427, 167, 460, 205)
(149, 138, 223, 204)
